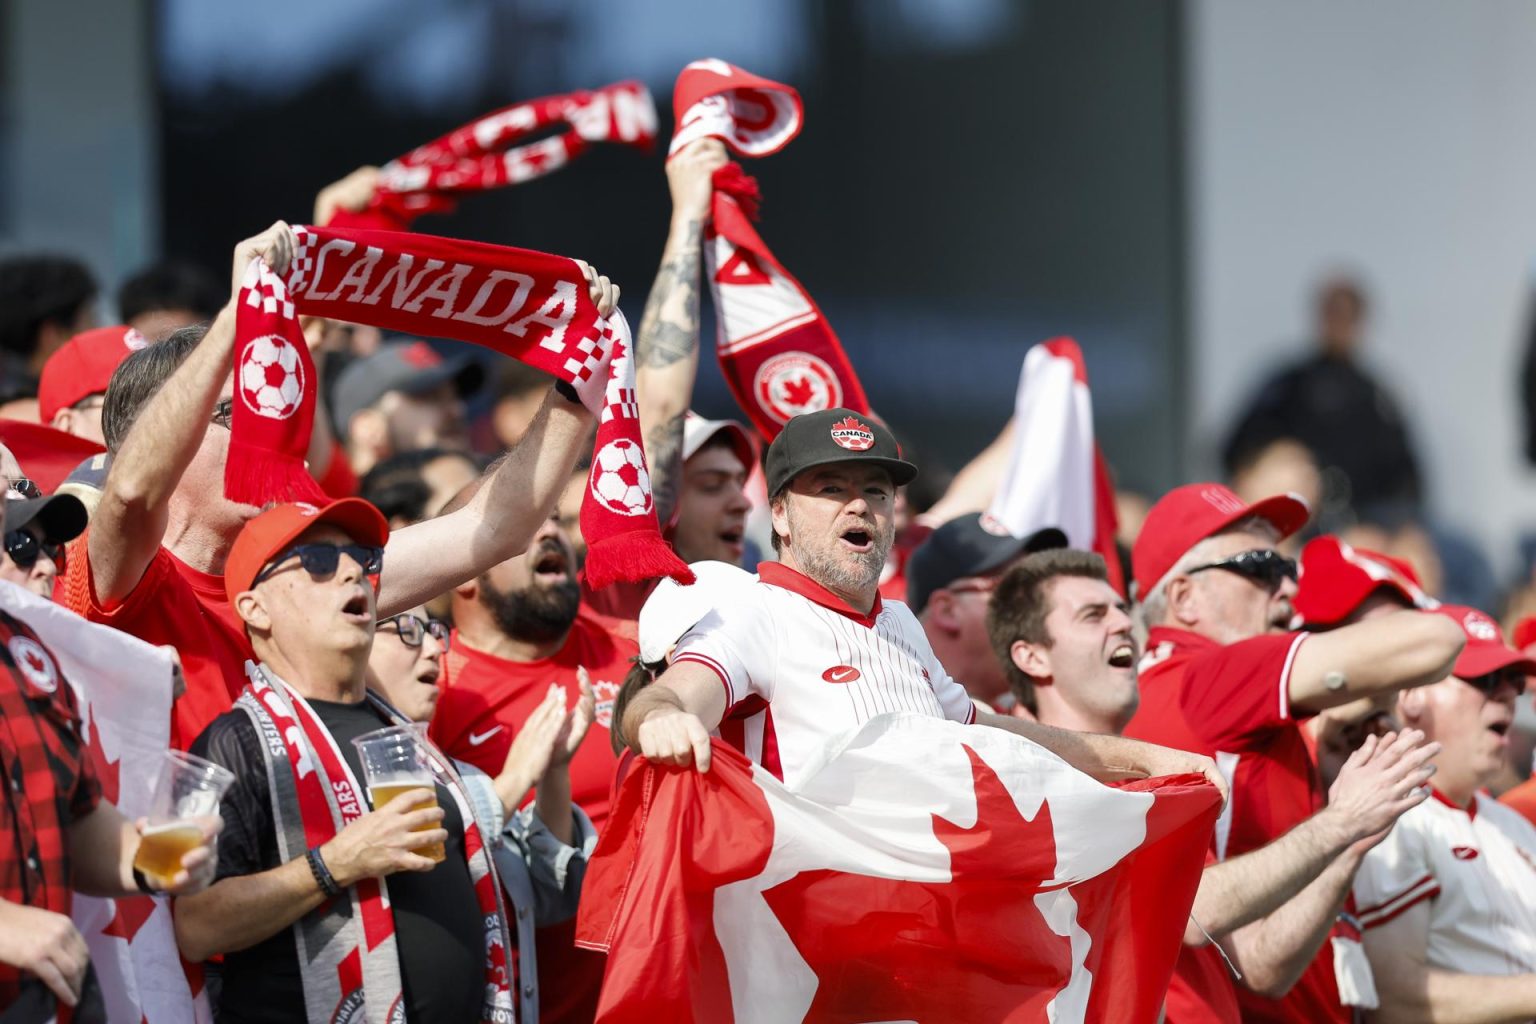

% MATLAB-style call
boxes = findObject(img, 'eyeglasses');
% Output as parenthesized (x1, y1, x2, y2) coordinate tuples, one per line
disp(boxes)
(1462, 669, 1528, 698)
(211, 398, 233, 430)
(4, 530, 66, 572)
(253, 543, 384, 585)
(1186, 549, 1297, 590)
(377, 613, 450, 649)
(4, 478, 42, 500)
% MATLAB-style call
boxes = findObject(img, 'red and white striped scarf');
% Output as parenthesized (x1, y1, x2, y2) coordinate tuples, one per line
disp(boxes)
(236, 665, 514, 1024)
(669, 59, 871, 440)
(225, 230, 693, 589)
(329, 82, 657, 231)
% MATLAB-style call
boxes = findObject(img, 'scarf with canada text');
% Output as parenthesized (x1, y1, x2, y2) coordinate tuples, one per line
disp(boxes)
(236, 664, 515, 1024)
(224, 225, 691, 589)
(329, 82, 657, 232)
(670, 59, 869, 440)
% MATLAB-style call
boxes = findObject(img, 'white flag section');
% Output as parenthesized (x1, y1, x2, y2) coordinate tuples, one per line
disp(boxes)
(986, 338, 1123, 592)
(0, 582, 208, 1024)
(579, 713, 1218, 1023)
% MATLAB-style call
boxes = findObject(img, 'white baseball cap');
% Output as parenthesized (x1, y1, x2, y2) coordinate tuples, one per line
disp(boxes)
(638, 559, 758, 665)
(682, 411, 756, 469)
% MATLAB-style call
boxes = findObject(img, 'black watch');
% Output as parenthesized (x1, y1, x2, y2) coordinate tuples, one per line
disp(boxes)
(553, 379, 582, 405)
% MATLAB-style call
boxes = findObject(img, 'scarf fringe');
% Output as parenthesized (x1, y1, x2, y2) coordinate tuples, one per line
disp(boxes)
(223, 437, 327, 507)
(583, 532, 695, 590)
(712, 163, 762, 220)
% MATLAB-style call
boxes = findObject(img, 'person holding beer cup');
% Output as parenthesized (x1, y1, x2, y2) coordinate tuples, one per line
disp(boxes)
(174, 499, 516, 1024)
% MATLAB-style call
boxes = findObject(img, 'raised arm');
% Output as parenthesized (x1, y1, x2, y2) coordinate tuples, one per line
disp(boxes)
(620, 660, 729, 773)
(634, 138, 728, 524)
(1288, 610, 1464, 714)
(375, 264, 615, 616)
(92, 223, 294, 602)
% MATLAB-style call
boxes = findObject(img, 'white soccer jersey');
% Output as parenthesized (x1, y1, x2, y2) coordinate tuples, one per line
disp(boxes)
(673, 561, 976, 787)
(1354, 789, 1536, 975)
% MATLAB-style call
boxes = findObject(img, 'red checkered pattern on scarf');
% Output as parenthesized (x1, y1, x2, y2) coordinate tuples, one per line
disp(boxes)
(0, 610, 101, 1005)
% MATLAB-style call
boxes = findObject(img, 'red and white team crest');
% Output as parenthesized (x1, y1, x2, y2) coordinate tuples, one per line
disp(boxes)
(829, 417, 875, 452)
(591, 439, 654, 516)
(9, 635, 58, 694)
(123, 327, 149, 351)
(754, 352, 842, 424)
(592, 678, 621, 729)
(1463, 611, 1499, 641)
(238, 334, 305, 420)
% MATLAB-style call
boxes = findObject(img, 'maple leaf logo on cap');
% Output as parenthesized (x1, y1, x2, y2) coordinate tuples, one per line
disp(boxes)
(829, 416, 875, 452)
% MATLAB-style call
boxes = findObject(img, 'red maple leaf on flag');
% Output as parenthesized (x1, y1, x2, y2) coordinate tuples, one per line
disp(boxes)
(82, 708, 121, 805)
(760, 745, 1074, 1022)
(101, 895, 157, 943)
(780, 374, 819, 411)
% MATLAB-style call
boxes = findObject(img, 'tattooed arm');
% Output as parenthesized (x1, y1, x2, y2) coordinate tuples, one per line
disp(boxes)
(636, 139, 729, 525)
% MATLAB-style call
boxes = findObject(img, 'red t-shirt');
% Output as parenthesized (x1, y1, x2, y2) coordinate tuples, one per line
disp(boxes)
(1124, 626, 1345, 1024)
(430, 607, 635, 1024)
(1164, 852, 1242, 1024)
(578, 575, 651, 633)
(65, 531, 251, 750)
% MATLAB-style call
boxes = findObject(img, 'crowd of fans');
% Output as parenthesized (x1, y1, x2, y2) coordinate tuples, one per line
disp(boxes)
(4, 80, 1536, 1024)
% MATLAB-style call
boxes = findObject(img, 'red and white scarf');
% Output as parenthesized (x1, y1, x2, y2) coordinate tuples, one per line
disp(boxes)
(224, 228, 693, 589)
(329, 82, 657, 232)
(236, 665, 514, 1024)
(670, 59, 870, 440)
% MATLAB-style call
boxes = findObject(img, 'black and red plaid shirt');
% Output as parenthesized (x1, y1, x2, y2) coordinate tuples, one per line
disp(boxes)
(0, 608, 101, 1005)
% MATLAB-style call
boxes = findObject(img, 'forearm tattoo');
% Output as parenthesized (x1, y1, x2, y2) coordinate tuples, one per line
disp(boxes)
(637, 219, 703, 369)
(647, 410, 687, 526)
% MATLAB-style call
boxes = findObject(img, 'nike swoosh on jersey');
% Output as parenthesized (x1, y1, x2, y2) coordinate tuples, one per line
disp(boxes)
(468, 726, 504, 746)
(822, 665, 861, 684)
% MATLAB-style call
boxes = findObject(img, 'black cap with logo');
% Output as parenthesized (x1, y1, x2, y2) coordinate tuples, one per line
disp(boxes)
(764, 408, 918, 498)
(906, 513, 1069, 613)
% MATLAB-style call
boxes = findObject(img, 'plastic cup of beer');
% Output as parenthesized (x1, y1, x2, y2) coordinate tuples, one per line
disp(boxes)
(133, 750, 233, 889)
(352, 725, 444, 864)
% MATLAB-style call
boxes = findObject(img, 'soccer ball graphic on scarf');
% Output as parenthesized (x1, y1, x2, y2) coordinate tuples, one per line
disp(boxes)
(238, 334, 304, 419)
(591, 439, 653, 516)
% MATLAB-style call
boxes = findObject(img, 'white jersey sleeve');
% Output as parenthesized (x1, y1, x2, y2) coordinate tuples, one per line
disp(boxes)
(672, 589, 778, 711)
(887, 601, 977, 725)
(1355, 804, 1438, 930)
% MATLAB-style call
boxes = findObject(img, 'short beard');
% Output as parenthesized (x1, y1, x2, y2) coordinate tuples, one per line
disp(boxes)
(785, 503, 891, 598)
(479, 576, 581, 645)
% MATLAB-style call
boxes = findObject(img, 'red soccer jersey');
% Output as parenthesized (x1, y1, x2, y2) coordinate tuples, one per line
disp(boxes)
(65, 531, 251, 750)
(1124, 626, 1347, 1024)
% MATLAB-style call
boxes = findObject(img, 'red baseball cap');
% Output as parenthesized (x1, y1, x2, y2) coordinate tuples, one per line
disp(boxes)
(1131, 483, 1310, 598)
(1293, 536, 1435, 627)
(1433, 605, 1536, 679)
(224, 498, 389, 606)
(37, 326, 148, 424)
(1513, 616, 1536, 654)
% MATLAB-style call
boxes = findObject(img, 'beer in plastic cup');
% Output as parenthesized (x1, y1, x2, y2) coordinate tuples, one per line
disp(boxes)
(352, 725, 445, 864)
(133, 750, 233, 888)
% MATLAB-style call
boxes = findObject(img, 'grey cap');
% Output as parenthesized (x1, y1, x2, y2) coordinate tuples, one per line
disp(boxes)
(4, 492, 88, 545)
(906, 513, 1068, 613)
(331, 340, 485, 435)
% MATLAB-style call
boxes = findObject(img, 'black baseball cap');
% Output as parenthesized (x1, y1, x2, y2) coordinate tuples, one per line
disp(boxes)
(3, 493, 87, 545)
(331, 339, 485, 434)
(764, 408, 918, 498)
(906, 513, 1068, 613)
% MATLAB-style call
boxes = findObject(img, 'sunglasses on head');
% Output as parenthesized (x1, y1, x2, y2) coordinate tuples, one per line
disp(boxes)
(1462, 669, 1528, 698)
(4, 530, 66, 572)
(253, 542, 384, 585)
(377, 613, 450, 649)
(1186, 549, 1298, 590)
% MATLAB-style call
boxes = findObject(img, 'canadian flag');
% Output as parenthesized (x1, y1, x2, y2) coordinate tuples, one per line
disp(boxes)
(986, 338, 1124, 594)
(576, 713, 1218, 1022)
(0, 582, 206, 1023)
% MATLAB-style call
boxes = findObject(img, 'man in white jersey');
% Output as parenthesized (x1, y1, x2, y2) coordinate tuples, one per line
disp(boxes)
(621, 407, 1226, 794)
(1354, 604, 1536, 1019)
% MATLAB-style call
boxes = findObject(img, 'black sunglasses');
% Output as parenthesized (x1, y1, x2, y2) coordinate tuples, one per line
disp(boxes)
(377, 613, 450, 649)
(5, 478, 42, 499)
(4, 530, 66, 572)
(1463, 669, 1528, 698)
(1186, 549, 1297, 590)
(253, 543, 383, 585)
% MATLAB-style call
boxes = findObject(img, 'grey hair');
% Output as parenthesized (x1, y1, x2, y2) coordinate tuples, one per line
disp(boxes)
(1137, 515, 1281, 627)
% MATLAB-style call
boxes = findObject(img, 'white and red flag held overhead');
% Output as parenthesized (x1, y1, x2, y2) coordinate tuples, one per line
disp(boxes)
(577, 713, 1218, 1023)
(987, 337, 1124, 593)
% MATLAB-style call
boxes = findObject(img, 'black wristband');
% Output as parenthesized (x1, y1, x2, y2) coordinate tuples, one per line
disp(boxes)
(307, 846, 341, 898)
(553, 379, 581, 405)
(132, 867, 160, 896)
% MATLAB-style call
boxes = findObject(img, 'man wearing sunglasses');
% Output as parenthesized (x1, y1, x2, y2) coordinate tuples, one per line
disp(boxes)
(65, 222, 618, 750)
(1354, 606, 1536, 1020)
(176, 498, 508, 1024)
(1124, 482, 1466, 1023)
(1, 489, 86, 600)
